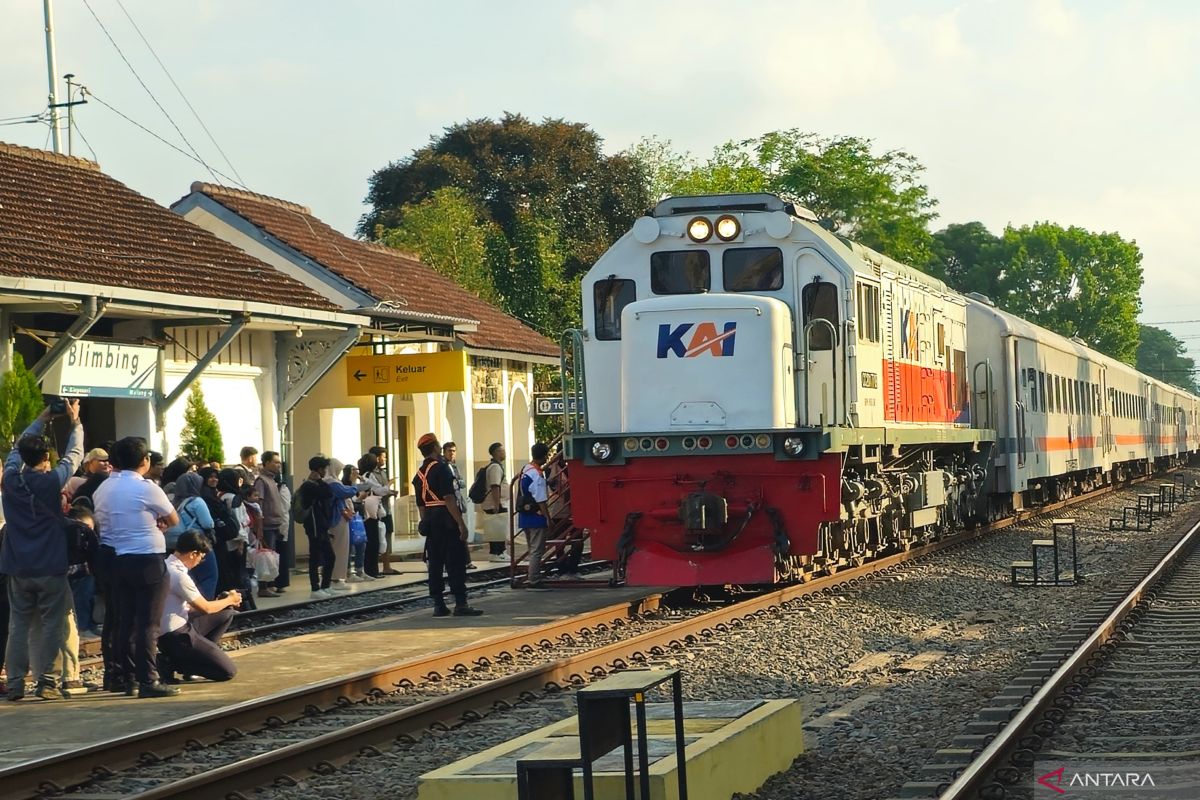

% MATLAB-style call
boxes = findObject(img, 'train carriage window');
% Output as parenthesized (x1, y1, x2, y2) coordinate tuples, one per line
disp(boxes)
(1028, 369, 1039, 412)
(650, 251, 710, 294)
(724, 247, 784, 292)
(1039, 372, 1046, 413)
(801, 281, 840, 351)
(854, 283, 881, 343)
(593, 277, 636, 341)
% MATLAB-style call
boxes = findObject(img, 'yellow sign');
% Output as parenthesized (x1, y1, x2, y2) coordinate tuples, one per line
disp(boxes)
(345, 351, 467, 396)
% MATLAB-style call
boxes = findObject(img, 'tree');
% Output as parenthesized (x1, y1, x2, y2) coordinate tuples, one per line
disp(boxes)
(928, 221, 1005, 295)
(631, 131, 939, 266)
(0, 353, 45, 447)
(1137, 325, 1199, 392)
(375, 187, 498, 301)
(996, 223, 1143, 363)
(180, 382, 224, 463)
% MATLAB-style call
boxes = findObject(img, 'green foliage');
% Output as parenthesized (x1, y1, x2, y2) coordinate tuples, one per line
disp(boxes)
(0, 353, 46, 446)
(630, 131, 939, 266)
(1136, 325, 1199, 393)
(362, 114, 649, 340)
(376, 187, 498, 301)
(180, 382, 224, 463)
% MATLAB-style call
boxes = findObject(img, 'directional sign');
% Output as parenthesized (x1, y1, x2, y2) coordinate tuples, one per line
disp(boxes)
(346, 351, 467, 396)
(534, 394, 580, 417)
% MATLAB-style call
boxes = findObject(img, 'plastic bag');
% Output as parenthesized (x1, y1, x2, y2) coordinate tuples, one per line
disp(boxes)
(251, 547, 280, 582)
(349, 513, 367, 546)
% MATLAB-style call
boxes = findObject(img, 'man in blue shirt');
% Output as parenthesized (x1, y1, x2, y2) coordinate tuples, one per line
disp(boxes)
(517, 443, 551, 590)
(1, 400, 83, 701)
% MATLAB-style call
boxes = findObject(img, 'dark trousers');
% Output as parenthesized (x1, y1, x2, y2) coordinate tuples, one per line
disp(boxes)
(426, 520, 469, 609)
(306, 532, 335, 590)
(364, 518, 381, 577)
(113, 553, 168, 685)
(0, 575, 7, 677)
(158, 607, 237, 682)
(95, 545, 120, 679)
(274, 532, 293, 589)
(488, 541, 506, 555)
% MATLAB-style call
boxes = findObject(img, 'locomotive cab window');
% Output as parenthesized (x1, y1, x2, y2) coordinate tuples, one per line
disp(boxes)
(802, 281, 839, 351)
(855, 282, 881, 343)
(723, 247, 783, 292)
(651, 251, 710, 294)
(593, 277, 636, 341)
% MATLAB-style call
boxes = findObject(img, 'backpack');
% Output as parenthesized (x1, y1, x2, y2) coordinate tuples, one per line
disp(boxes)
(467, 465, 491, 505)
(515, 468, 540, 515)
(208, 497, 241, 543)
(291, 481, 313, 520)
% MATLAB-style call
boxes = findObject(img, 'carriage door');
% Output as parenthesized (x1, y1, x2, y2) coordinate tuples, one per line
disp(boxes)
(796, 250, 846, 427)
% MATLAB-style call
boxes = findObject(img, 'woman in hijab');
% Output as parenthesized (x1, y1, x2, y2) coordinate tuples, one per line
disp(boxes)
(323, 459, 357, 592)
(217, 468, 253, 609)
(167, 472, 219, 599)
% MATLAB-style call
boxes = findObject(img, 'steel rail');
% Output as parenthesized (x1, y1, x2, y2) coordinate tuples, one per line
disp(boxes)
(936, 514, 1200, 800)
(10, 473, 1169, 799)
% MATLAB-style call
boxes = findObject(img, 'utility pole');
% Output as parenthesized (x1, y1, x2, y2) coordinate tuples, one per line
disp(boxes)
(43, 0, 62, 153)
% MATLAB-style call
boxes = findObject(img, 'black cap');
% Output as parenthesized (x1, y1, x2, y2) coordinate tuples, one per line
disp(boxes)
(308, 455, 331, 472)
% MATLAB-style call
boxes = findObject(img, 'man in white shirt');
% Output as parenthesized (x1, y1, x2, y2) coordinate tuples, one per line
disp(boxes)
(157, 531, 241, 683)
(479, 442, 508, 561)
(93, 437, 179, 698)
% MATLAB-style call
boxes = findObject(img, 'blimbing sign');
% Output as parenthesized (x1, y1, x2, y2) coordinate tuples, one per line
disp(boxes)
(41, 340, 160, 399)
(656, 322, 737, 358)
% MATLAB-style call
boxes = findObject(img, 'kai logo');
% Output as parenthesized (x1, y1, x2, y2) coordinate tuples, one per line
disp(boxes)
(657, 322, 737, 358)
(900, 309, 919, 359)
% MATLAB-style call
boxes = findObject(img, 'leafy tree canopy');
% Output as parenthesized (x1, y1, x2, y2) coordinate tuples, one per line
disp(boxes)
(0, 352, 45, 447)
(180, 382, 224, 464)
(1136, 325, 1199, 393)
(631, 131, 939, 266)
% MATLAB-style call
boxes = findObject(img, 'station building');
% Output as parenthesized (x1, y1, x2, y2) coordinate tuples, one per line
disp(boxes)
(0, 141, 558, 541)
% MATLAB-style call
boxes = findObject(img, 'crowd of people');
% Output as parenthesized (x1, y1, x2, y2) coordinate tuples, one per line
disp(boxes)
(0, 401, 569, 701)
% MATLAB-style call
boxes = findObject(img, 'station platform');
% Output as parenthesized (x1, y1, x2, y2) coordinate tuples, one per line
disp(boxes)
(418, 699, 803, 800)
(0, 577, 645, 769)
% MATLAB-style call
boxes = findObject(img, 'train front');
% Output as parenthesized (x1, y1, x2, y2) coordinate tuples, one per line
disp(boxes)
(564, 195, 843, 586)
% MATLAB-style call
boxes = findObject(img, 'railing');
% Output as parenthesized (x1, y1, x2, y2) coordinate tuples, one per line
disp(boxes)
(560, 329, 589, 434)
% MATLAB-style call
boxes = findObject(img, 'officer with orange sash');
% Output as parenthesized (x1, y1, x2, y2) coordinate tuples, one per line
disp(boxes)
(412, 433, 483, 617)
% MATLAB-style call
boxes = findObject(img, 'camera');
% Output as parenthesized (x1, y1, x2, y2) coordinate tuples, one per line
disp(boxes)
(48, 396, 67, 415)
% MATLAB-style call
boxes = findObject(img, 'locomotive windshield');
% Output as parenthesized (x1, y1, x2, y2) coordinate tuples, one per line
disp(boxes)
(593, 277, 636, 340)
(723, 247, 783, 291)
(651, 251, 710, 294)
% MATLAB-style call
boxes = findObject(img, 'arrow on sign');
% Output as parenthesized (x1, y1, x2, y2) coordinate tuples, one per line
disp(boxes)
(353, 370, 367, 381)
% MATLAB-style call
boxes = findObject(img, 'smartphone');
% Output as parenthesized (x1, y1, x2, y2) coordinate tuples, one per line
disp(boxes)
(48, 396, 67, 414)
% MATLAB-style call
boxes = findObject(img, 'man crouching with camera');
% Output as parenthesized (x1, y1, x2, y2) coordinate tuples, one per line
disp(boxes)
(1, 398, 83, 700)
(156, 531, 239, 683)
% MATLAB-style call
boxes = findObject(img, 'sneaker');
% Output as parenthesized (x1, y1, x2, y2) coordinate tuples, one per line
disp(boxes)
(137, 682, 181, 698)
(35, 684, 64, 701)
(62, 680, 100, 697)
(311, 589, 331, 600)
(453, 605, 484, 616)
(258, 587, 281, 598)
(361, 573, 380, 581)
(432, 606, 451, 617)
(330, 580, 351, 592)
(489, 553, 508, 563)
(347, 573, 364, 583)
(6, 685, 25, 701)
(465, 562, 479, 571)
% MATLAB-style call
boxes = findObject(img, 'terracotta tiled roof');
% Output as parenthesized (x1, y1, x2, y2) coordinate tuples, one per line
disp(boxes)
(0, 142, 337, 311)
(188, 182, 559, 358)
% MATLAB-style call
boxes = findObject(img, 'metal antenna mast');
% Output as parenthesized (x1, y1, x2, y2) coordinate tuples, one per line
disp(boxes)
(43, 0, 63, 152)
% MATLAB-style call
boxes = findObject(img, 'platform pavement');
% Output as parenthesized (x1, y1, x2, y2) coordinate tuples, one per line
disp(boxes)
(0, 577, 648, 769)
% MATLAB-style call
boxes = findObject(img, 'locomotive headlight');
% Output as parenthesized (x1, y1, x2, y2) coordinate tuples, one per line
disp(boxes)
(591, 440, 615, 462)
(783, 436, 805, 457)
(715, 214, 741, 241)
(686, 216, 713, 242)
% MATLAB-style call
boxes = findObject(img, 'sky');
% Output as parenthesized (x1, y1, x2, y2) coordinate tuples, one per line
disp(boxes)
(3, 0, 1199, 350)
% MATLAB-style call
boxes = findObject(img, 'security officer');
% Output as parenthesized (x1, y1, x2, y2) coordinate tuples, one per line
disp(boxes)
(412, 433, 483, 617)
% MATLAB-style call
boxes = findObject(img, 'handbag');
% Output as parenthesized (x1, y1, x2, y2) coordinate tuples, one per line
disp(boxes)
(251, 547, 280, 582)
(348, 513, 367, 546)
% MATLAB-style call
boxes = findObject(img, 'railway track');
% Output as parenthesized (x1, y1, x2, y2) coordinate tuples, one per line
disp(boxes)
(8, 473, 1177, 800)
(895, 503, 1200, 799)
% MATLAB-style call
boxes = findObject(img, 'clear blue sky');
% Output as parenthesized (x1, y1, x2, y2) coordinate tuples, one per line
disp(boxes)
(3, 1, 1199, 345)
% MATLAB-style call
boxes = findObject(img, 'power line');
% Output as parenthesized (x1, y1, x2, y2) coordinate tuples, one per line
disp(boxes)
(71, 115, 99, 162)
(83, 88, 242, 186)
(111, 0, 246, 186)
(80, 0, 221, 184)
(1142, 319, 1200, 325)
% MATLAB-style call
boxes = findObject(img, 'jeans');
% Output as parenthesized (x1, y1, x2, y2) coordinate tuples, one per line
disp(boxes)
(158, 607, 237, 682)
(351, 537, 366, 573)
(306, 531, 335, 590)
(112, 554, 169, 685)
(5, 574, 72, 689)
(274, 530, 292, 589)
(70, 572, 96, 633)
